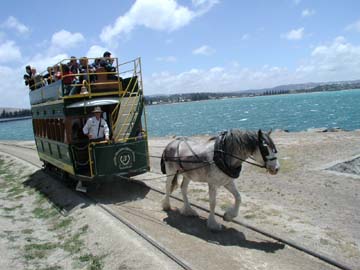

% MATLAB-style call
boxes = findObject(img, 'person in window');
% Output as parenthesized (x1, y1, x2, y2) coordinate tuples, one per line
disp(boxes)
(82, 106, 110, 142)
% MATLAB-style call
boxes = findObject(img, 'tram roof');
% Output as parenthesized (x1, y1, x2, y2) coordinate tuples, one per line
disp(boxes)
(66, 97, 120, 109)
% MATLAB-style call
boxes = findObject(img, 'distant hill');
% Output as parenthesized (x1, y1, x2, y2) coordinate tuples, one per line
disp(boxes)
(241, 79, 360, 95)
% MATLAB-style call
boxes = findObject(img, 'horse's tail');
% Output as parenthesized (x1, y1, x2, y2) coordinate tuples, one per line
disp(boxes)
(160, 152, 166, 174)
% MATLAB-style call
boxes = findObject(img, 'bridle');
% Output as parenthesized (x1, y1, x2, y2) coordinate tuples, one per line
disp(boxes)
(257, 138, 278, 165)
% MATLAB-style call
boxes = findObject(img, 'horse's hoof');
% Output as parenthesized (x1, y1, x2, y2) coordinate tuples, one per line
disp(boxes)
(207, 221, 222, 231)
(180, 207, 199, 217)
(161, 200, 171, 211)
(223, 212, 235, 222)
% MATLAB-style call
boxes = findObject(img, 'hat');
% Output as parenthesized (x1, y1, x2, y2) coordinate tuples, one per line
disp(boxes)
(92, 106, 102, 113)
(103, 51, 111, 57)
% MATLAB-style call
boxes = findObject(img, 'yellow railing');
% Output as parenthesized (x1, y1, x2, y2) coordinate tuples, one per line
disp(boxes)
(34, 57, 123, 98)
(111, 58, 144, 143)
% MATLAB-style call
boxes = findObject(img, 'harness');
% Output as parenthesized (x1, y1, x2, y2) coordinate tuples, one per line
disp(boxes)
(176, 137, 203, 170)
(213, 131, 242, 178)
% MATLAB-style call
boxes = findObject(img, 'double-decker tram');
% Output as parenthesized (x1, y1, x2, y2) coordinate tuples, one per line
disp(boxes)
(28, 57, 150, 191)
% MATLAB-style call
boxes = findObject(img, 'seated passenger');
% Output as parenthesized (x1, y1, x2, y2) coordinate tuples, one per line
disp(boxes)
(61, 64, 78, 95)
(99, 51, 117, 80)
(79, 57, 96, 83)
(53, 65, 62, 81)
(82, 106, 110, 142)
(43, 66, 55, 85)
(31, 68, 45, 89)
(68, 56, 80, 74)
(24, 65, 35, 91)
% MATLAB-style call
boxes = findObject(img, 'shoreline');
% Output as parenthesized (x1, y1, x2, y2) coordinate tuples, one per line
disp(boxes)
(0, 127, 359, 142)
(0, 116, 32, 123)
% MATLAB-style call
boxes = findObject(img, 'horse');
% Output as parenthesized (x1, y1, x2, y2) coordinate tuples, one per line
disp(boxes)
(161, 129, 280, 231)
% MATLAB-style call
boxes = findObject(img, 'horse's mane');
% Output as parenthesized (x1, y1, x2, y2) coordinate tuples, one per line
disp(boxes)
(225, 129, 258, 155)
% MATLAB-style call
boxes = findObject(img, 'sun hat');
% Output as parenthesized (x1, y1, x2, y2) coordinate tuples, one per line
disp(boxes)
(92, 106, 102, 113)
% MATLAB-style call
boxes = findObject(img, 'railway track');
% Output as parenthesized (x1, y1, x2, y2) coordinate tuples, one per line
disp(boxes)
(0, 142, 354, 270)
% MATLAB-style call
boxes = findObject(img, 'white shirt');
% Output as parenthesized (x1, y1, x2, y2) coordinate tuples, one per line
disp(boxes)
(83, 116, 109, 140)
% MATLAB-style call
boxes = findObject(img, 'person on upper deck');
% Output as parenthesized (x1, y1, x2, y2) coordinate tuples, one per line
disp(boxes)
(82, 106, 110, 142)
(100, 51, 117, 80)
(68, 56, 80, 74)
(79, 57, 96, 83)
(24, 65, 35, 91)
(31, 68, 45, 89)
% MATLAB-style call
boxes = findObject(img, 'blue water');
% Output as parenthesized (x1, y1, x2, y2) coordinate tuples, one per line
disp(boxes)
(1, 90, 360, 140)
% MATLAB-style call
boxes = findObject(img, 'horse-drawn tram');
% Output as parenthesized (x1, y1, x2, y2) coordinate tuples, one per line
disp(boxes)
(28, 56, 149, 191)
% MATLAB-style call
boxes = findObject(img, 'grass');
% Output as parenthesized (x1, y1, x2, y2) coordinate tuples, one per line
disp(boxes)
(50, 217, 73, 231)
(32, 207, 58, 219)
(0, 155, 106, 269)
(24, 242, 58, 260)
(62, 225, 88, 254)
(79, 253, 105, 270)
(3, 204, 23, 212)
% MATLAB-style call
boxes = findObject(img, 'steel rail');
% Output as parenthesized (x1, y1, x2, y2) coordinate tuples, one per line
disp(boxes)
(0, 145, 194, 270)
(0, 143, 354, 270)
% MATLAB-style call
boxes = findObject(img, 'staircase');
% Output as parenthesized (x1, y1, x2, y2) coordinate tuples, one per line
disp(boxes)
(112, 95, 140, 141)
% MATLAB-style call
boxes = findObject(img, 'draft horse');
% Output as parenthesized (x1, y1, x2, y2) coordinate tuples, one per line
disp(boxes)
(161, 129, 280, 231)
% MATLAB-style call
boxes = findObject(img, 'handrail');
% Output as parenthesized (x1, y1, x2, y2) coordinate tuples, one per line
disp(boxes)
(111, 58, 143, 143)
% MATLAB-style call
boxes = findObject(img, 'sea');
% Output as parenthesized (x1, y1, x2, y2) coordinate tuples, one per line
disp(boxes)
(1, 89, 360, 140)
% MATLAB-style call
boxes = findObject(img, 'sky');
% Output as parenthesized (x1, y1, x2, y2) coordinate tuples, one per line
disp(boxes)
(1, 0, 360, 108)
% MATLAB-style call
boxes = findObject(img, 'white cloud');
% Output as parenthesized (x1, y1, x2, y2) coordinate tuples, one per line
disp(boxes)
(100, 0, 218, 44)
(1, 16, 30, 34)
(0, 40, 22, 63)
(0, 65, 29, 108)
(27, 53, 69, 73)
(144, 37, 360, 95)
(345, 19, 360, 32)
(296, 36, 360, 81)
(282, 27, 304, 40)
(192, 45, 215, 56)
(156, 56, 177, 62)
(86, 45, 109, 58)
(145, 64, 292, 95)
(51, 30, 85, 50)
(301, 9, 315, 17)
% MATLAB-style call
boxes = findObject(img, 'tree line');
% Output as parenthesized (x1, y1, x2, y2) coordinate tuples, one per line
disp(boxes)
(0, 109, 31, 119)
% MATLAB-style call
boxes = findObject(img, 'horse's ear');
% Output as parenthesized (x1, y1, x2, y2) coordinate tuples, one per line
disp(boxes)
(258, 129, 263, 139)
(268, 129, 272, 136)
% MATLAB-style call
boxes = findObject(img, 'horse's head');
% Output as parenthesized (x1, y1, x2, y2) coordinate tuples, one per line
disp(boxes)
(253, 130, 280, 175)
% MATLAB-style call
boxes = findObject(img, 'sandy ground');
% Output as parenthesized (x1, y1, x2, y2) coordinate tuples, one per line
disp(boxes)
(0, 130, 360, 269)
(143, 130, 360, 269)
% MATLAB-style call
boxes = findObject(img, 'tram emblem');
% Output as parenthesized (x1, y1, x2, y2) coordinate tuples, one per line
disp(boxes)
(114, 148, 135, 169)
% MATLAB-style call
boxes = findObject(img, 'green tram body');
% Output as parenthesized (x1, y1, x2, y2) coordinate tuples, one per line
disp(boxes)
(29, 57, 150, 181)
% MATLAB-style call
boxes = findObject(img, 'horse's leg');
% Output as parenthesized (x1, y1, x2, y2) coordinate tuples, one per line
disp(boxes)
(207, 184, 222, 231)
(180, 176, 198, 216)
(162, 172, 177, 211)
(223, 181, 241, 221)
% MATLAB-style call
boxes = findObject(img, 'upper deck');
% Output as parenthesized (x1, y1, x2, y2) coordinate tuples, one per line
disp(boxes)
(29, 57, 143, 106)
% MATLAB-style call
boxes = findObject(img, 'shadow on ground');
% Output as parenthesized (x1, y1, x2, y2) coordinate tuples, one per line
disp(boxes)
(163, 209, 285, 253)
(23, 170, 150, 214)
